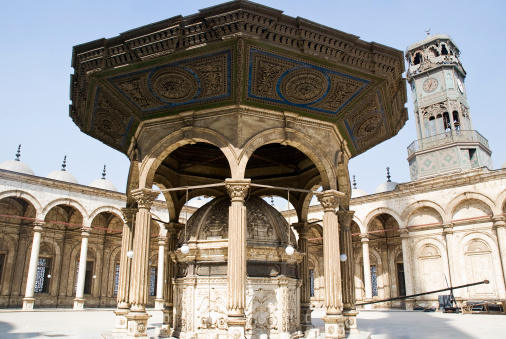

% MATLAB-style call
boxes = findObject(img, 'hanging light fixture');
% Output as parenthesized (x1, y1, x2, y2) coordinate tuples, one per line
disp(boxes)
(181, 188, 190, 254)
(127, 250, 134, 258)
(340, 253, 348, 261)
(285, 189, 294, 256)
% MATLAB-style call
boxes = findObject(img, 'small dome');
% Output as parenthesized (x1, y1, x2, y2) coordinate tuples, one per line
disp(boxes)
(0, 159, 35, 176)
(181, 196, 292, 246)
(89, 165, 117, 191)
(502, 161, 506, 169)
(0, 145, 34, 175)
(89, 178, 117, 191)
(46, 170, 79, 184)
(375, 181, 398, 194)
(351, 188, 368, 198)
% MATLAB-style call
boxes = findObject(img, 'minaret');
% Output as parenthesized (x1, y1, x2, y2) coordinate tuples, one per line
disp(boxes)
(405, 33, 492, 180)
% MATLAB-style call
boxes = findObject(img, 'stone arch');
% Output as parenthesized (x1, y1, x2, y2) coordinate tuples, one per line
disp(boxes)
(22, 237, 62, 297)
(89, 206, 124, 224)
(138, 128, 239, 188)
(0, 234, 16, 295)
(41, 198, 89, 225)
(362, 208, 402, 233)
(447, 192, 496, 221)
(0, 190, 42, 218)
(236, 128, 338, 190)
(412, 237, 448, 293)
(402, 200, 447, 226)
(299, 181, 323, 223)
(107, 246, 122, 298)
(494, 188, 506, 215)
(460, 232, 499, 297)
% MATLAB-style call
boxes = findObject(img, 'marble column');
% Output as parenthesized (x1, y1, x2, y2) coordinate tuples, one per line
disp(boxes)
(159, 222, 183, 337)
(443, 223, 460, 299)
(360, 234, 373, 308)
(225, 179, 250, 339)
(338, 211, 358, 334)
(74, 227, 91, 310)
(400, 229, 415, 310)
(316, 190, 346, 339)
(293, 222, 313, 334)
(113, 207, 137, 333)
(155, 236, 167, 310)
(127, 189, 158, 338)
(22, 222, 44, 310)
(493, 217, 506, 288)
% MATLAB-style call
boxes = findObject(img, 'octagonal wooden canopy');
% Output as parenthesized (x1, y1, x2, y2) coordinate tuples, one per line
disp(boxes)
(70, 0, 407, 157)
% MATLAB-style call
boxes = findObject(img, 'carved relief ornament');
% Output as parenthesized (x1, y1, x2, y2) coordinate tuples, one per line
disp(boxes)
(131, 188, 159, 209)
(315, 190, 345, 212)
(225, 179, 251, 201)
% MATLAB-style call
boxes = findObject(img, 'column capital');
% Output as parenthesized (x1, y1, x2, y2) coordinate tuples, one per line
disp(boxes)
(131, 188, 159, 209)
(81, 227, 91, 237)
(225, 179, 251, 202)
(400, 228, 410, 238)
(167, 222, 184, 235)
(158, 236, 167, 246)
(316, 190, 345, 212)
(442, 223, 454, 235)
(33, 221, 44, 232)
(359, 234, 369, 242)
(493, 216, 506, 228)
(293, 222, 312, 238)
(121, 207, 138, 223)
(337, 210, 355, 228)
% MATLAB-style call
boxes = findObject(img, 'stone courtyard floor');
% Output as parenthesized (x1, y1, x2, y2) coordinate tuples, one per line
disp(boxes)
(0, 308, 504, 338)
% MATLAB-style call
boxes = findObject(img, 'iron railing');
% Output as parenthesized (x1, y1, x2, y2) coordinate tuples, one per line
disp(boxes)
(407, 130, 489, 156)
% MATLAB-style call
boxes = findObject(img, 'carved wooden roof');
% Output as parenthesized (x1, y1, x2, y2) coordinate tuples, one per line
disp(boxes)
(70, 0, 407, 156)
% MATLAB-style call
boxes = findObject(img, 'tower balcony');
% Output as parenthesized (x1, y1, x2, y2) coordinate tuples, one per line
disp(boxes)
(407, 130, 492, 180)
(407, 130, 489, 157)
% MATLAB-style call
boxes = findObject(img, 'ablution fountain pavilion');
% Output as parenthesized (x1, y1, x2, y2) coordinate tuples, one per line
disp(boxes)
(70, 1, 407, 337)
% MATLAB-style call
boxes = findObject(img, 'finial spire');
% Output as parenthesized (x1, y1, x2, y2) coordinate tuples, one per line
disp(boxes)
(61, 156, 67, 171)
(270, 196, 275, 206)
(353, 175, 357, 189)
(386, 167, 391, 182)
(15, 144, 21, 161)
(425, 28, 431, 37)
(101, 165, 106, 179)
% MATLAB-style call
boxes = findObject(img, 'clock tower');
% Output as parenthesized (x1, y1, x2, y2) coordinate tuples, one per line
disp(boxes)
(405, 34, 492, 180)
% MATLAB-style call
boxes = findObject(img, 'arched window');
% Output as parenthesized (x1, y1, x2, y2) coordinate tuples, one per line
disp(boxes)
(441, 44, 449, 55)
(452, 111, 460, 131)
(413, 52, 423, 65)
(443, 112, 451, 131)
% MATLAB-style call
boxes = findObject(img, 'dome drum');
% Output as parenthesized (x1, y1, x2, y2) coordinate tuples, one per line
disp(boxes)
(172, 196, 301, 339)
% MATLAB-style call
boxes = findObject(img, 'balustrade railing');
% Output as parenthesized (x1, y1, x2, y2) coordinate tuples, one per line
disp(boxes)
(407, 130, 489, 156)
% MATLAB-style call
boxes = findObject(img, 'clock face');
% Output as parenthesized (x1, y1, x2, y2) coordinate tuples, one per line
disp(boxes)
(457, 78, 465, 93)
(423, 78, 438, 93)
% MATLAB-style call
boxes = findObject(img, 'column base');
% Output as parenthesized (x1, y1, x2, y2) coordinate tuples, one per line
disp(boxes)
(300, 305, 313, 329)
(22, 298, 35, 311)
(157, 308, 173, 338)
(113, 308, 130, 333)
(322, 315, 346, 339)
(73, 298, 85, 310)
(227, 316, 246, 339)
(342, 310, 359, 334)
(363, 299, 373, 310)
(154, 299, 165, 310)
(126, 311, 151, 338)
(405, 298, 415, 311)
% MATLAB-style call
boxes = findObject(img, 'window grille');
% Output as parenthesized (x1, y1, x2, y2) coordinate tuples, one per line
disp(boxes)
(371, 265, 378, 297)
(149, 267, 157, 296)
(35, 258, 51, 293)
(114, 263, 120, 295)
(310, 269, 315, 297)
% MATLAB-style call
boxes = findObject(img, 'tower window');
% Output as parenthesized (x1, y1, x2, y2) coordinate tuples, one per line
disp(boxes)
(443, 112, 451, 131)
(453, 111, 460, 131)
(413, 52, 423, 65)
(429, 47, 439, 57)
(441, 44, 449, 55)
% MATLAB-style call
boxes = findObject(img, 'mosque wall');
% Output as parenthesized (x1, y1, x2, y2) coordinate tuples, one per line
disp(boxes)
(1, 166, 505, 310)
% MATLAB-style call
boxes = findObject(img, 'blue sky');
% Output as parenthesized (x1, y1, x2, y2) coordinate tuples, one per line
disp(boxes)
(1, 0, 504, 196)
